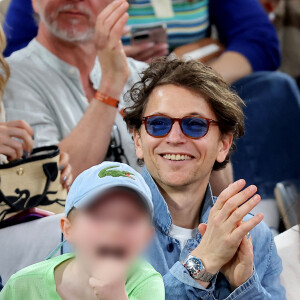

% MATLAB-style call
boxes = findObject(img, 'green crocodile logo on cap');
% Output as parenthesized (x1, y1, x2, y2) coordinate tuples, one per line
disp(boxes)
(98, 166, 135, 180)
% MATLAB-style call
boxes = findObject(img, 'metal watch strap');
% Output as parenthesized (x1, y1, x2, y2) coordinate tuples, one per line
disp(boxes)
(183, 255, 216, 282)
(195, 268, 215, 282)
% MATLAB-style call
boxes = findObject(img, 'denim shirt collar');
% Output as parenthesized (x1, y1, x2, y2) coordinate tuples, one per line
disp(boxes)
(142, 167, 216, 237)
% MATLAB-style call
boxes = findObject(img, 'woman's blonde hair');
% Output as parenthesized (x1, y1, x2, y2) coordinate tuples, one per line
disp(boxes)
(0, 25, 9, 105)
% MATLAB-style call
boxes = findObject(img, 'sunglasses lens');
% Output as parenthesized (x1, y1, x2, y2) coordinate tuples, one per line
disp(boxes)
(182, 117, 208, 138)
(146, 116, 172, 137)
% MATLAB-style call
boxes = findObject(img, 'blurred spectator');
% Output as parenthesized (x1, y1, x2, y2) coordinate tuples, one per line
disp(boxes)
(3, 0, 146, 179)
(123, 0, 280, 79)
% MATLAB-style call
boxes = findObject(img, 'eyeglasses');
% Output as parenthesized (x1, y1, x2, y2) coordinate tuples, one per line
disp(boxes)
(142, 115, 218, 139)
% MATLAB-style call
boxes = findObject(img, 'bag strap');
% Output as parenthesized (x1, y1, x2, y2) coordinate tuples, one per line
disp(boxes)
(0, 162, 58, 211)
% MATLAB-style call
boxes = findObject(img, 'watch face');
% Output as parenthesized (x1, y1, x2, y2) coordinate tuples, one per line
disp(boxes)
(186, 257, 203, 274)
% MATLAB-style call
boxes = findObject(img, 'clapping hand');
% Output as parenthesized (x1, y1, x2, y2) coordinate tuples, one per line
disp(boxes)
(191, 180, 263, 287)
(95, 0, 130, 99)
(198, 220, 255, 289)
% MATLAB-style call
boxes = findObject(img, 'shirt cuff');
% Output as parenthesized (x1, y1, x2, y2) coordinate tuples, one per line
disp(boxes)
(170, 261, 217, 294)
(223, 268, 260, 300)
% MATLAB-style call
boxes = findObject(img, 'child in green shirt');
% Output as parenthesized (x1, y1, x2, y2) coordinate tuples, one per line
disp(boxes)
(0, 162, 165, 300)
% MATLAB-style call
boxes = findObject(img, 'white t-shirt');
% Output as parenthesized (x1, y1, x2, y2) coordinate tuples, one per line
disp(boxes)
(169, 224, 198, 251)
(275, 225, 300, 300)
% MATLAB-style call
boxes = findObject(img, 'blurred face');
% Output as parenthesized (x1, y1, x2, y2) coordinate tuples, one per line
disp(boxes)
(62, 188, 153, 272)
(32, 0, 112, 42)
(133, 84, 232, 188)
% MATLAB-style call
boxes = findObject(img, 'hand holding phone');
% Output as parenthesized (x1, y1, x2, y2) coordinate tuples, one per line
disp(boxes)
(124, 42, 168, 63)
(124, 25, 169, 63)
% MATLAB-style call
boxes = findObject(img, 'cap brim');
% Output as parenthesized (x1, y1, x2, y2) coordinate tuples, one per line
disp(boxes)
(72, 182, 153, 217)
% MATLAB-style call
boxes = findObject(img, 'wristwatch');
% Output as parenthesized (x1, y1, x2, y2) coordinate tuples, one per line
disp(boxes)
(183, 255, 216, 282)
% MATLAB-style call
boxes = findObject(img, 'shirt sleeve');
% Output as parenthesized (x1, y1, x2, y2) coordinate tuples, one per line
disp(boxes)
(130, 273, 165, 300)
(3, 63, 61, 148)
(210, 0, 281, 72)
(164, 261, 218, 299)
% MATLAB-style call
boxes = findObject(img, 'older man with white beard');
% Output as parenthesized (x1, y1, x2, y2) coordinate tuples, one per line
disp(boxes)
(3, 0, 147, 178)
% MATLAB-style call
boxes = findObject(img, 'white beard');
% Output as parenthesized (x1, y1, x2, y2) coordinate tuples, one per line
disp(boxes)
(38, 3, 95, 43)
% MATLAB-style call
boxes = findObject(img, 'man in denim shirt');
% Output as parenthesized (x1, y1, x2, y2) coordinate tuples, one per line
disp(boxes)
(124, 58, 286, 299)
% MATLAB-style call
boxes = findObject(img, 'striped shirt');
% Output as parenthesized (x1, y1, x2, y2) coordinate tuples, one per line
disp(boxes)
(122, 0, 210, 49)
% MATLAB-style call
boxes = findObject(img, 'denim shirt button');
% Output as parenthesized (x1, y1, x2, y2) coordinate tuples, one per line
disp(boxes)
(167, 243, 174, 252)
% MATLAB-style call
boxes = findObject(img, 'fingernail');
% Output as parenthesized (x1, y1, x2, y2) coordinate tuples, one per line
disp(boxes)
(253, 194, 260, 201)
(238, 179, 245, 186)
(246, 232, 251, 239)
(59, 165, 65, 171)
(63, 176, 67, 183)
(124, 25, 131, 33)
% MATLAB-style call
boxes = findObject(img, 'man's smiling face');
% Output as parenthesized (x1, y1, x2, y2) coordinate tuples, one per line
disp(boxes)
(133, 84, 232, 189)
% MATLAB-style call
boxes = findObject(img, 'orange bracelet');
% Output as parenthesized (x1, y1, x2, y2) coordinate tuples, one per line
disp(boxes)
(94, 91, 119, 108)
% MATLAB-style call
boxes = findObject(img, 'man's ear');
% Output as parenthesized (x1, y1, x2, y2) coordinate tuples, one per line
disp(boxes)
(133, 129, 144, 160)
(60, 217, 74, 244)
(216, 133, 233, 163)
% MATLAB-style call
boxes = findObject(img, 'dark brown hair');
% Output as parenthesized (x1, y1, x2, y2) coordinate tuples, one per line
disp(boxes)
(124, 57, 245, 170)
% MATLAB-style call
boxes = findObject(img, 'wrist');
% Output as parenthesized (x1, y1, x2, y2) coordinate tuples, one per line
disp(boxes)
(191, 249, 221, 275)
(98, 82, 123, 100)
(229, 267, 254, 291)
(94, 91, 119, 108)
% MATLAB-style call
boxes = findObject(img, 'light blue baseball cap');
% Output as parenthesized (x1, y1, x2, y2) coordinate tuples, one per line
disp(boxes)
(65, 162, 153, 217)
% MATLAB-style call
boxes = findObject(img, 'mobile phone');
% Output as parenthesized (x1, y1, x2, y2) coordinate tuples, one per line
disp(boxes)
(131, 25, 167, 45)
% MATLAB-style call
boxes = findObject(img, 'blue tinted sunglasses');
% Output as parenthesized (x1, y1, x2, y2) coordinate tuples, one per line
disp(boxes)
(142, 115, 219, 139)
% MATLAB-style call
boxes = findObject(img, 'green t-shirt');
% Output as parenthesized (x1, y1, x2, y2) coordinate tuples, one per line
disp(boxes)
(0, 254, 165, 300)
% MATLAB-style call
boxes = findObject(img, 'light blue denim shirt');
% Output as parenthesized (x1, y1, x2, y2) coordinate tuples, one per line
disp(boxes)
(142, 168, 286, 300)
